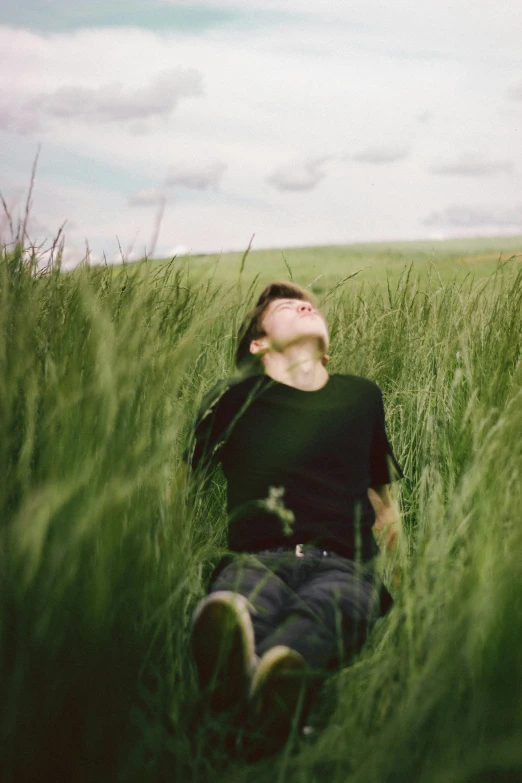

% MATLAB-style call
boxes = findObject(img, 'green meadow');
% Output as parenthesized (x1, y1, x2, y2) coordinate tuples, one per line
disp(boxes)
(145, 235, 522, 291)
(1, 234, 521, 782)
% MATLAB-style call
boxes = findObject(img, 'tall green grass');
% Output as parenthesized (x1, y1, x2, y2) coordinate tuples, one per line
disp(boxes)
(1, 240, 521, 783)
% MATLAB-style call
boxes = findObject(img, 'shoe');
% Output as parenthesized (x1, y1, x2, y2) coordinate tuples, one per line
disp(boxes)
(245, 645, 310, 759)
(191, 591, 256, 712)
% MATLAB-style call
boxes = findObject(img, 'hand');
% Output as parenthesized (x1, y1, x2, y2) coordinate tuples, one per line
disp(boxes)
(382, 522, 399, 551)
(391, 564, 403, 588)
(367, 486, 399, 552)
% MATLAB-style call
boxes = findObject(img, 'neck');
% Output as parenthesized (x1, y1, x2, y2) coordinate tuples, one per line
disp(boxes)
(262, 340, 329, 391)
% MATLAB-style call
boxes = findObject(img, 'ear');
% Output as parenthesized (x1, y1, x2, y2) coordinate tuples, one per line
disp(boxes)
(250, 337, 269, 355)
(321, 354, 330, 366)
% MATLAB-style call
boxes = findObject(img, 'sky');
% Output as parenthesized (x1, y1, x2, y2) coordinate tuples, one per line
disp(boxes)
(1, 0, 521, 266)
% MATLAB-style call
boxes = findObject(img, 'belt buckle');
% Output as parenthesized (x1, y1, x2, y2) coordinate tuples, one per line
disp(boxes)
(295, 544, 304, 558)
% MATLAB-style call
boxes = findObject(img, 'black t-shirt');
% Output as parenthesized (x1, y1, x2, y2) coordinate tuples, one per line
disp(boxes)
(186, 373, 403, 562)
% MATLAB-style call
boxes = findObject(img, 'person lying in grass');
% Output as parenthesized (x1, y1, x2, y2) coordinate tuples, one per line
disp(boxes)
(183, 281, 403, 757)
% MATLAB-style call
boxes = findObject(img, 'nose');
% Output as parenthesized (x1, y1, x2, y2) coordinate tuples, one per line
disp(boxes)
(298, 301, 313, 313)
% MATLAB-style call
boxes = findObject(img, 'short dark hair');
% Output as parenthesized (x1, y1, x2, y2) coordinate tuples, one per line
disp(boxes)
(235, 281, 317, 370)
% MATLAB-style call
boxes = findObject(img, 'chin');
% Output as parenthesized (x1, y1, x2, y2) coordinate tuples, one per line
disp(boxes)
(302, 321, 328, 342)
(319, 337, 330, 354)
(293, 326, 330, 352)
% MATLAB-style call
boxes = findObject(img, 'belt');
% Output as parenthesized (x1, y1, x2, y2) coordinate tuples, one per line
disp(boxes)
(258, 544, 338, 559)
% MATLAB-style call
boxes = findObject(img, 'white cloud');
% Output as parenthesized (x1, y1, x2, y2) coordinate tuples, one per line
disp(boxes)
(163, 243, 189, 258)
(128, 161, 227, 209)
(164, 160, 227, 189)
(430, 158, 513, 177)
(128, 188, 169, 206)
(267, 158, 328, 192)
(417, 111, 433, 124)
(352, 146, 409, 164)
(423, 205, 522, 230)
(28, 68, 202, 127)
(508, 81, 522, 101)
(0, 102, 43, 135)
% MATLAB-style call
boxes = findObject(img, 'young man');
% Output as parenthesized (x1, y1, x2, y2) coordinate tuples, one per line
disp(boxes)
(185, 281, 403, 755)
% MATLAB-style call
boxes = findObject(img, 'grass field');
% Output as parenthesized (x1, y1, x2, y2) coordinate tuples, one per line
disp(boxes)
(1, 234, 521, 782)
(143, 235, 522, 292)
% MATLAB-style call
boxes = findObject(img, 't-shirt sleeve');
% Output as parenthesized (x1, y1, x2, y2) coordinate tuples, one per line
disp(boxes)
(182, 381, 226, 469)
(369, 385, 404, 485)
(182, 379, 232, 473)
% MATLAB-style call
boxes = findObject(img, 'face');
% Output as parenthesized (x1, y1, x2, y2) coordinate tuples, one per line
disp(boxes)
(250, 298, 330, 356)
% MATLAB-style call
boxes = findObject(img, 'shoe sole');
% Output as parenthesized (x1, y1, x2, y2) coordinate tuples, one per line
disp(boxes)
(246, 645, 310, 758)
(191, 592, 255, 712)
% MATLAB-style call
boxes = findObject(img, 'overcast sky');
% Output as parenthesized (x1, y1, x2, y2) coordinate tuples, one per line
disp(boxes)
(1, 1, 521, 265)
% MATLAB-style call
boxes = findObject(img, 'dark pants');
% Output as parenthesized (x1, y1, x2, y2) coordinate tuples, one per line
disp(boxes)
(209, 548, 391, 671)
